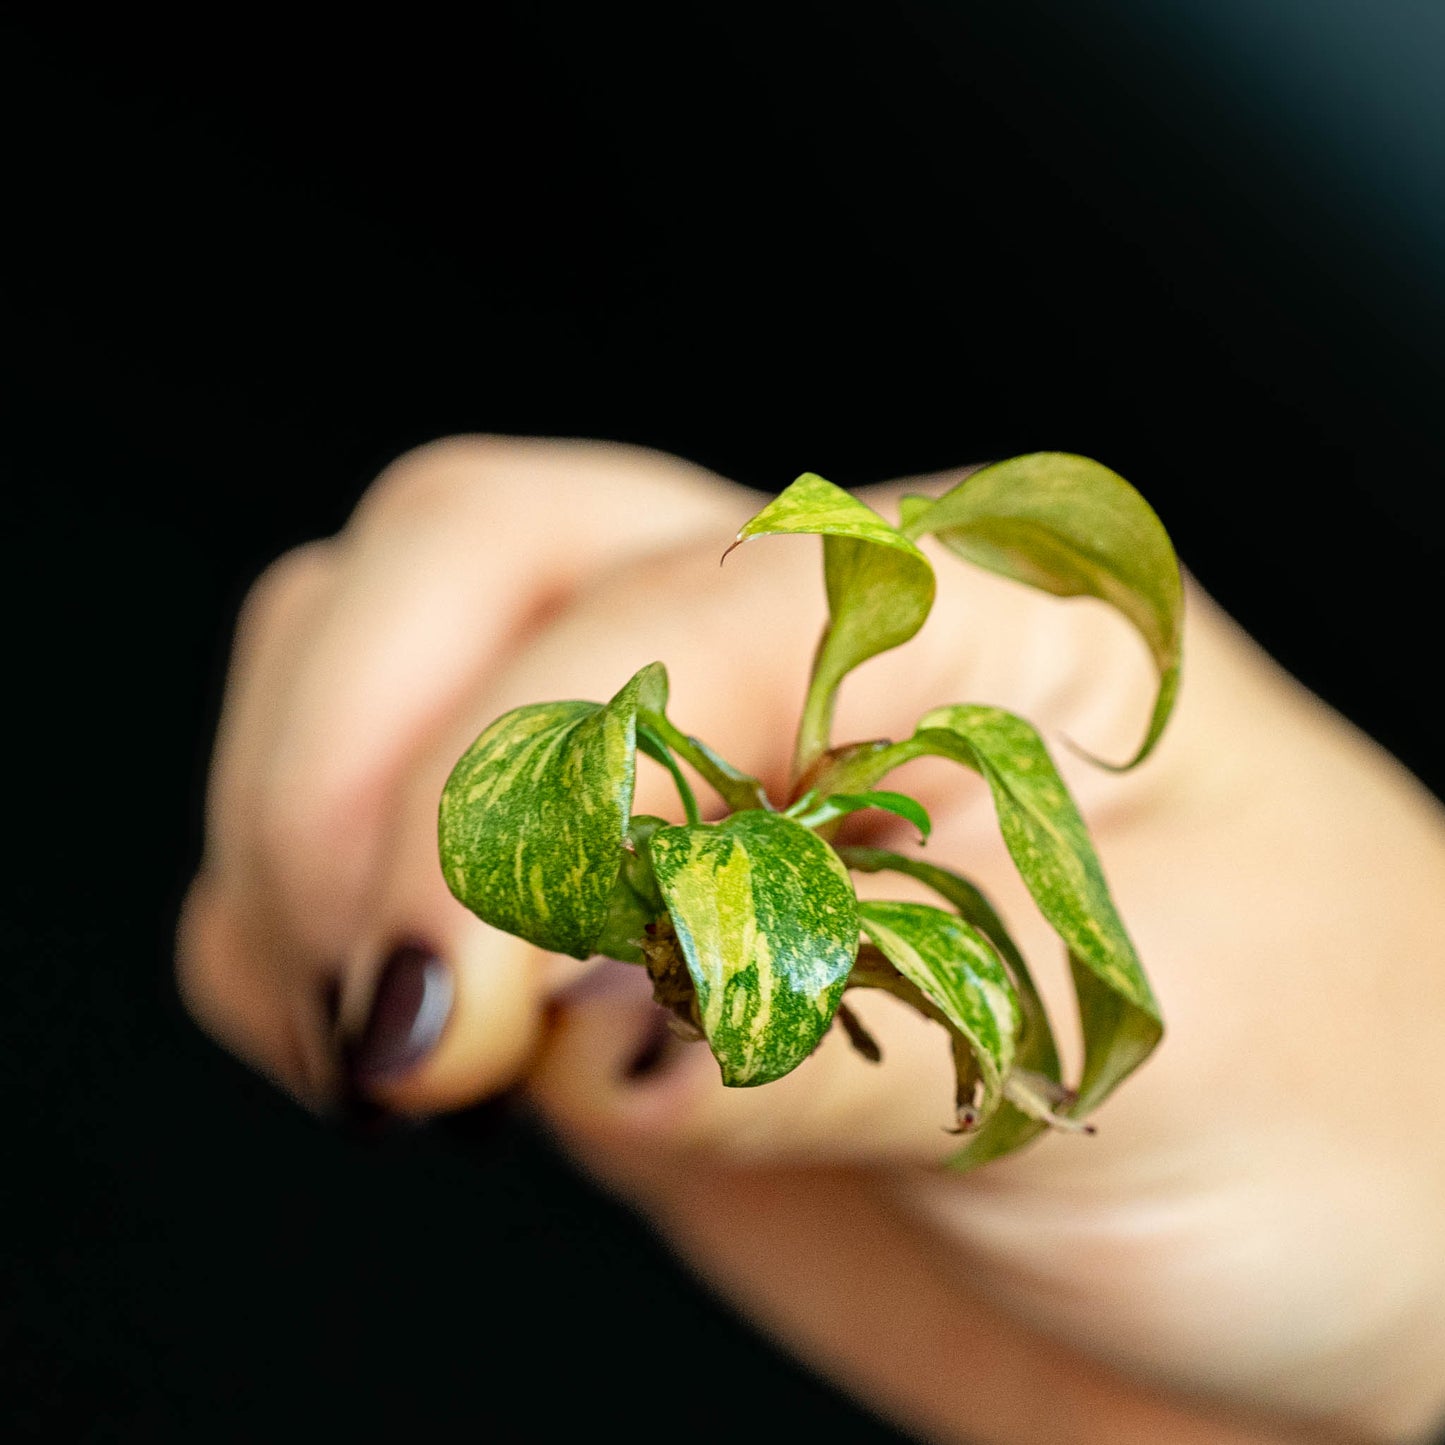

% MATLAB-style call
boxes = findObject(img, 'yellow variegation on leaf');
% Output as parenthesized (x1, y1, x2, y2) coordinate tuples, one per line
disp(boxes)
(823, 704, 1161, 1125)
(856, 900, 1020, 1128)
(840, 847, 1063, 1168)
(649, 811, 859, 1086)
(438, 662, 666, 958)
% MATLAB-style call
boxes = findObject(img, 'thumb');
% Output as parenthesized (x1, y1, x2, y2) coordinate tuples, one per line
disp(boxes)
(458, 471, 1179, 1164)
(178, 437, 755, 1113)
(340, 513, 829, 1116)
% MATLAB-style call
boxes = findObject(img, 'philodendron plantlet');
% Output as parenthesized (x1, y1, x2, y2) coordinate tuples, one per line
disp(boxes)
(437, 454, 1183, 1167)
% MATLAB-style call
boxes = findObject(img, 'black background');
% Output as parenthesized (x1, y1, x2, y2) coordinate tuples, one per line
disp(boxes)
(5, 4, 1444, 1440)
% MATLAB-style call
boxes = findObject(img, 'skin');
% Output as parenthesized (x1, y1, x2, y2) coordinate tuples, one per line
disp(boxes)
(177, 436, 1445, 1445)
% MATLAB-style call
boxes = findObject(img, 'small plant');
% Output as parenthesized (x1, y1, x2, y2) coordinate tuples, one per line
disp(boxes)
(438, 454, 1182, 1167)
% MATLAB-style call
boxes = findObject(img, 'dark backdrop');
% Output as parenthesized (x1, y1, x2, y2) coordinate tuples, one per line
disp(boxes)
(6, 5, 1443, 1441)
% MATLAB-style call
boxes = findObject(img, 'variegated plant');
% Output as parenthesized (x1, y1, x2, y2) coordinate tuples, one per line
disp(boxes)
(438, 453, 1183, 1166)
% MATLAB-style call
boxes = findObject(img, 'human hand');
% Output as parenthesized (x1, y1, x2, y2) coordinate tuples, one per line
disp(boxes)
(178, 437, 1445, 1445)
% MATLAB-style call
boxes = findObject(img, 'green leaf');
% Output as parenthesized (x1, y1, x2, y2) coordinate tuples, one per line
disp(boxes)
(856, 901, 1020, 1126)
(911, 704, 1163, 1117)
(592, 815, 668, 965)
(902, 452, 1183, 769)
(438, 662, 666, 958)
(787, 790, 932, 842)
(837, 847, 1057, 1075)
(731, 473, 936, 774)
(896, 493, 933, 533)
(840, 847, 1062, 1167)
(649, 810, 859, 1086)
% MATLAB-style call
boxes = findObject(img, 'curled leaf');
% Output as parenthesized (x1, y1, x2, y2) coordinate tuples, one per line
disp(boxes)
(649, 811, 859, 1086)
(838, 846, 1061, 1168)
(438, 662, 666, 958)
(912, 705, 1163, 1117)
(902, 452, 1183, 768)
(856, 900, 1020, 1127)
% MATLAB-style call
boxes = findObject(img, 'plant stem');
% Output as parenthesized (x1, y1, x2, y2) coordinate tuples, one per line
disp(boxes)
(639, 711, 772, 813)
(637, 721, 702, 825)
(791, 632, 838, 784)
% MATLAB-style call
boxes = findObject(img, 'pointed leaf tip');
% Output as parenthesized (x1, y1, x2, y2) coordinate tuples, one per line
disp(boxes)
(737, 473, 936, 773)
(837, 846, 1067, 1169)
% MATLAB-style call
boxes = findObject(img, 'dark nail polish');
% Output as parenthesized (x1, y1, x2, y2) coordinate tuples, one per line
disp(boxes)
(345, 943, 453, 1090)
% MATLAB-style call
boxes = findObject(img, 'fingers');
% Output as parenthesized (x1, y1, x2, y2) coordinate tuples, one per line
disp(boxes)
(340, 517, 834, 1116)
(180, 441, 1195, 1133)
(176, 872, 332, 1104)
(529, 958, 976, 1164)
(177, 436, 1445, 1438)
(180, 437, 757, 1110)
(212, 436, 753, 958)
(178, 541, 341, 1104)
(337, 482, 1033, 1123)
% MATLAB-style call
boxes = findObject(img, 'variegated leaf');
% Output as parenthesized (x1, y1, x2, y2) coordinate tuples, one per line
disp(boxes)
(438, 662, 666, 958)
(731, 472, 935, 771)
(649, 810, 859, 1086)
(857, 900, 1020, 1126)
(839, 846, 1062, 1167)
(912, 704, 1163, 1117)
(902, 452, 1183, 769)
(592, 815, 668, 965)
(839, 848, 1052, 1064)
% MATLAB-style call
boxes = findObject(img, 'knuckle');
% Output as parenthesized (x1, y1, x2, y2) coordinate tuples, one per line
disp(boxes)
(233, 541, 335, 657)
(204, 540, 337, 842)
(353, 433, 508, 530)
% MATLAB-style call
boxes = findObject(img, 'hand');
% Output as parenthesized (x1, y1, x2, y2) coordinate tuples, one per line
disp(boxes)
(178, 437, 1445, 1445)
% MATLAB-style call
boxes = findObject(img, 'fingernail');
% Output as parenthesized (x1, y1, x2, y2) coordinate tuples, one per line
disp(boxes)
(345, 943, 454, 1091)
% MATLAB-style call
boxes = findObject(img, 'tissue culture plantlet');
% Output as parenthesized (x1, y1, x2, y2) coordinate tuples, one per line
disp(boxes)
(437, 454, 1183, 1166)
